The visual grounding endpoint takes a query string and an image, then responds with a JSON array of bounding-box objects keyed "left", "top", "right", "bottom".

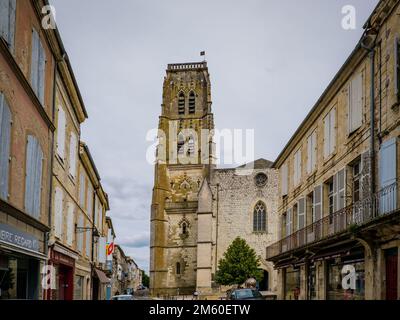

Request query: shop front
[
  {"left": 0, "top": 223, "right": 47, "bottom": 300},
  {"left": 47, "top": 245, "right": 77, "bottom": 300},
  {"left": 284, "top": 266, "right": 301, "bottom": 300},
  {"left": 326, "top": 251, "right": 365, "bottom": 300}
]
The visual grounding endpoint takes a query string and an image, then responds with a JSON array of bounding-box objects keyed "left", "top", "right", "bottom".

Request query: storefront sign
[{"left": 0, "top": 223, "right": 40, "bottom": 252}]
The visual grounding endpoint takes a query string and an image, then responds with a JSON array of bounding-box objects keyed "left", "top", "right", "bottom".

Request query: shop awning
[
  {"left": 95, "top": 268, "right": 110, "bottom": 283},
  {"left": 0, "top": 240, "right": 47, "bottom": 261}
]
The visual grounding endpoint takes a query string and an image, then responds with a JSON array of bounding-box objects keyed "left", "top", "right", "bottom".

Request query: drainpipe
[{"left": 361, "top": 27, "right": 378, "bottom": 214}]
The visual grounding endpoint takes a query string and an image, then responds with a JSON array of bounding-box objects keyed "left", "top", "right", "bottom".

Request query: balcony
[{"left": 266, "top": 181, "right": 399, "bottom": 260}]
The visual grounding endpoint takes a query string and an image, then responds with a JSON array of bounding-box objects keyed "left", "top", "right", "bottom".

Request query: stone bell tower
[{"left": 150, "top": 62, "right": 215, "bottom": 295}]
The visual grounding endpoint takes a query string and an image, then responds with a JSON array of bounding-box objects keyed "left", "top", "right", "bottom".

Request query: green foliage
[
  {"left": 142, "top": 270, "right": 150, "bottom": 287},
  {"left": 215, "top": 237, "right": 263, "bottom": 286}
]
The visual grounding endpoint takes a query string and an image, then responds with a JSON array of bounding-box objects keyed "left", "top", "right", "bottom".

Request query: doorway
[
  {"left": 385, "top": 248, "right": 398, "bottom": 300},
  {"left": 258, "top": 270, "right": 269, "bottom": 291}
]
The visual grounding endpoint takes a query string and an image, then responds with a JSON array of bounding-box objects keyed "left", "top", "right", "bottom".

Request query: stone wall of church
[{"left": 211, "top": 166, "right": 279, "bottom": 292}]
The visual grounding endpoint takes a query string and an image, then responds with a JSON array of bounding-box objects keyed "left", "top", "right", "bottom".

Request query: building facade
[
  {"left": 150, "top": 62, "right": 279, "bottom": 296},
  {"left": 266, "top": 0, "right": 400, "bottom": 300}
]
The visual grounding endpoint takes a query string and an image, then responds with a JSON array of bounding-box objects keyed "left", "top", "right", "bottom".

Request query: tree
[
  {"left": 215, "top": 237, "right": 263, "bottom": 286},
  {"left": 142, "top": 270, "right": 149, "bottom": 287}
]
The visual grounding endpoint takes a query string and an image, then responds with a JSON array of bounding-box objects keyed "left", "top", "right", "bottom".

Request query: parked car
[
  {"left": 227, "top": 288, "right": 265, "bottom": 300},
  {"left": 137, "top": 285, "right": 148, "bottom": 290},
  {"left": 111, "top": 294, "right": 134, "bottom": 300}
]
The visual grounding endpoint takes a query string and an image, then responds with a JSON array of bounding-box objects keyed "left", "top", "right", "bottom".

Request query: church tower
[{"left": 150, "top": 62, "right": 215, "bottom": 295}]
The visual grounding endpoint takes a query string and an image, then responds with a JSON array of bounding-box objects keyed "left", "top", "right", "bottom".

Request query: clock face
[{"left": 255, "top": 173, "right": 268, "bottom": 188}]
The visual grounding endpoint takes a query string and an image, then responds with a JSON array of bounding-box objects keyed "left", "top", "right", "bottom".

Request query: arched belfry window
[
  {"left": 182, "top": 222, "right": 187, "bottom": 235},
  {"left": 176, "top": 262, "right": 181, "bottom": 275},
  {"left": 178, "top": 92, "right": 185, "bottom": 115},
  {"left": 187, "top": 135, "right": 195, "bottom": 156},
  {"left": 188, "top": 91, "right": 195, "bottom": 114},
  {"left": 253, "top": 201, "right": 266, "bottom": 232}
]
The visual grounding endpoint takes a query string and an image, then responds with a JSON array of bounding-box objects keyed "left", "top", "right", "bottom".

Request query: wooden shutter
[
  {"left": 0, "top": 0, "right": 15, "bottom": 49},
  {"left": 313, "top": 185, "right": 322, "bottom": 221},
  {"left": 38, "top": 39, "right": 46, "bottom": 104},
  {"left": 77, "top": 214, "right": 83, "bottom": 252},
  {"left": 330, "top": 108, "right": 336, "bottom": 154},
  {"left": 281, "top": 163, "right": 288, "bottom": 196},
  {"left": 87, "top": 183, "right": 93, "bottom": 218},
  {"left": 380, "top": 138, "right": 397, "bottom": 187},
  {"left": 0, "top": 93, "right": 11, "bottom": 200},
  {"left": 337, "top": 169, "right": 346, "bottom": 209},
  {"left": 80, "top": 172, "right": 85, "bottom": 208},
  {"left": 324, "top": 114, "right": 330, "bottom": 158},
  {"left": 98, "top": 237, "right": 106, "bottom": 263},
  {"left": 349, "top": 73, "right": 363, "bottom": 133},
  {"left": 395, "top": 37, "right": 400, "bottom": 100},
  {"left": 8, "top": 0, "right": 15, "bottom": 50},
  {"left": 66, "top": 203, "right": 74, "bottom": 246},
  {"left": 298, "top": 198, "right": 305, "bottom": 229},
  {"left": 30, "top": 29, "right": 39, "bottom": 95},
  {"left": 25, "top": 135, "right": 42, "bottom": 218},
  {"left": 294, "top": 149, "right": 301, "bottom": 186},
  {"left": 307, "top": 132, "right": 316, "bottom": 174},
  {"left": 69, "top": 133, "right": 77, "bottom": 178},
  {"left": 332, "top": 174, "right": 338, "bottom": 213},
  {"left": 56, "top": 106, "right": 66, "bottom": 159},
  {"left": 286, "top": 208, "right": 292, "bottom": 236},
  {"left": 85, "top": 222, "right": 91, "bottom": 257}
]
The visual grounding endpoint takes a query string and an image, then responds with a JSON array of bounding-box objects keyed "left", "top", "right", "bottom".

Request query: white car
[{"left": 111, "top": 294, "right": 134, "bottom": 300}]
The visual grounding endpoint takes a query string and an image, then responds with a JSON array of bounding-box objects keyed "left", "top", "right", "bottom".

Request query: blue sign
[{"left": 0, "top": 223, "right": 40, "bottom": 252}]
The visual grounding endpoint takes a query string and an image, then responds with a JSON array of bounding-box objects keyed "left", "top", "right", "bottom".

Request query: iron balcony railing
[{"left": 266, "top": 181, "right": 398, "bottom": 259}]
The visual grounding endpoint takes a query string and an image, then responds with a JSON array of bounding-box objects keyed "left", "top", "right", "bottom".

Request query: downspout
[{"left": 361, "top": 27, "right": 378, "bottom": 213}]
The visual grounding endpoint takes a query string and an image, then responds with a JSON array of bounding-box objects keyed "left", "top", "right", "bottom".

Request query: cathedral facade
[{"left": 149, "top": 62, "right": 279, "bottom": 296}]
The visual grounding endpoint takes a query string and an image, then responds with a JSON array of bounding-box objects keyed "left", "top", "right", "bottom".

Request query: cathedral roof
[{"left": 236, "top": 158, "right": 273, "bottom": 169}]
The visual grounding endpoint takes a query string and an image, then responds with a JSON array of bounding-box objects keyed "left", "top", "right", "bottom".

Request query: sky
[{"left": 49, "top": 0, "right": 379, "bottom": 273}]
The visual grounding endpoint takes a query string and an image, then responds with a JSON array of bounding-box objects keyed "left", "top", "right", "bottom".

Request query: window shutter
[
  {"left": 332, "top": 174, "right": 338, "bottom": 213},
  {"left": 87, "top": 183, "right": 93, "bottom": 218},
  {"left": 297, "top": 198, "right": 305, "bottom": 229},
  {"left": 281, "top": 163, "right": 288, "bottom": 196},
  {"left": 77, "top": 215, "right": 83, "bottom": 252},
  {"left": 349, "top": 73, "right": 363, "bottom": 133},
  {"left": 38, "top": 39, "right": 46, "bottom": 104},
  {"left": 0, "top": 1, "right": 8, "bottom": 42},
  {"left": 80, "top": 173, "right": 85, "bottom": 208},
  {"left": 337, "top": 169, "right": 346, "bottom": 209},
  {"left": 286, "top": 208, "right": 292, "bottom": 236},
  {"left": 85, "top": 225, "right": 91, "bottom": 257},
  {"left": 0, "top": 93, "right": 11, "bottom": 200},
  {"left": 54, "top": 187, "right": 63, "bottom": 238},
  {"left": 330, "top": 108, "right": 336, "bottom": 154},
  {"left": 312, "top": 131, "right": 317, "bottom": 170},
  {"left": 30, "top": 29, "right": 39, "bottom": 95},
  {"left": 395, "top": 37, "right": 400, "bottom": 100},
  {"left": 69, "top": 133, "right": 77, "bottom": 178},
  {"left": 32, "top": 140, "right": 43, "bottom": 219},
  {"left": 8, "top": 0, "right": 15, "bottom": 50},
  {"left": 380, "top": 138, "right": 397, "bottom": 188},
  {"left": 56, "top": 106, "right": 66, "bottom": 159},
  {"left": 323, "top": 115, "right": 329, "bottom": 158},
  {"left": 294, "top": 149, "right": 301, "bottom": 186},
  {"left": 307, "top": 132, "right": 316, "bottom": 174},
  {"left": 313, "top": 185, "right": 322, "bottom": 221},
  {"left": 66, "top": 203, "right": 74, "bottom": 246}
]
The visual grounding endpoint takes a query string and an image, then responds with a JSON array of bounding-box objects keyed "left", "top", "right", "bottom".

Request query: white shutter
[
  {"left": 80, "top": 172, "right": 85, "bottom": 208},
  {"left": 56, "top": 106, "right": 66, "bottom": 159},
  {"left": 85, "top": 222, "right": 91, "bottom": 257},
  {"left": 54, "top": 187, "right": 63, "bottom": 238},
  {"left": 281, "top": 163, "right": 288, "bottom": 196},
  {"left": 394, "top": 37, "right": 400, "bottom": 99},
  {"left": 66, "top": 202, "right": 74, "bottom": 246},
  {"left": 286, "top": 208, "right": 292, "bottom": 236},
  {"left": 0, "top": 93, "right": 12, "bottom": 200},
  {"left": 98, "top": 237, "right": 106, "bottom": 263},
  {"left": 313, "top": 185, "right": 323, "bottom": 221},
  {"left": 297, "top": 198, "right": 305, "bottom": 229},
  {"left": 87, "top": 183, "right": 93, "bottom": 218},
  {"left": 77, "top": 214, "right": 83, "bottom": 252},
  {"left": 38, "top": 39, "right": 46, "bottom": 104},
  {"left": 0, "top": 0, "right": 16, "bottom": 49},
  {"left": 330, "top": 108, "right": 336, "bottom": 154},
  {"left": 324, "top": 114, "right": 329, "bottom": 158},
  {"left": 349, "top": 73, "right": 363, "bottom": 133},
  {"left": 69, "top": 133, "right": 77, "bottom": 178},
  {"left": 294, "top": 149, "right": 301, "bottom": 186},
  {"left": 307, "top": 131, "right": 316, "bottom": 174},
  {"left": 30, "top": 29, "right": 39, "bottom": 95},
  {"left": 379, "top": 138, "right": 397, "bottom": 214},
  {"left": 337, "top": 169, "right": 346, "bottom": 210}
]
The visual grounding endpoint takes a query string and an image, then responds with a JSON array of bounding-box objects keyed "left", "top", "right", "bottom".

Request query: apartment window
[
  {"left": 297, "top": 198, "right": 305, "bottom": 230},
  {"left": 69, "top": 133, "right": 77, "bottom": 178},
  {"left": 30, "top": 29, "right": 46, "bottom": 105},
  {"left": 324, "top": 107, "right": 336, "bottom": 158},
  {"left": 56, "top": 106, "right": 66, "bottom": 160},
  {"left": 77, "top": 214, "right": 84, "bottom": 253},
  {"left": 54, "top": 187, "right": 63, "bottom": 238},
  {"left": 307, "top": 131, "right": 317, "bottom": 174},
  {"left": 66, "top": 203, "right": 74, "bottom": 246},
  {"left": 253, "top": 201, "right": 267, "bottom": 232},
  {"left": 24, "top": 135, "right": 43, "bottom": 219},
  {"left": 0, "top": 0, "right": 16, "bottom": 50},
  {"left": 176, "top": 262, "right": 181, "bottom": 275},
  {"left": 286, "top": 208, "right": 292, "bottom": 236},
  {"left": 293, "top": 148, "right": 302, "bottom": 187},
  {"left": 79, "top": 172, "right": 86, "bottom": 209},
  {"left": 178, "top": 92, "right": 185, "bottom": 115},
  {"left": 0, "top": 93, "right": 12, "bottom": 200},
  {"left": 353, "top": 161, "right": 361, "bottom": 203},
  {"left": 348, "top": 72, "right": 363, "bottom": 133},
  {"left": 281, "top": 163, "right": 288, "bottom": 196},
  {"left": 188, "top": 91, "right": 195, "bottom": 114}
]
